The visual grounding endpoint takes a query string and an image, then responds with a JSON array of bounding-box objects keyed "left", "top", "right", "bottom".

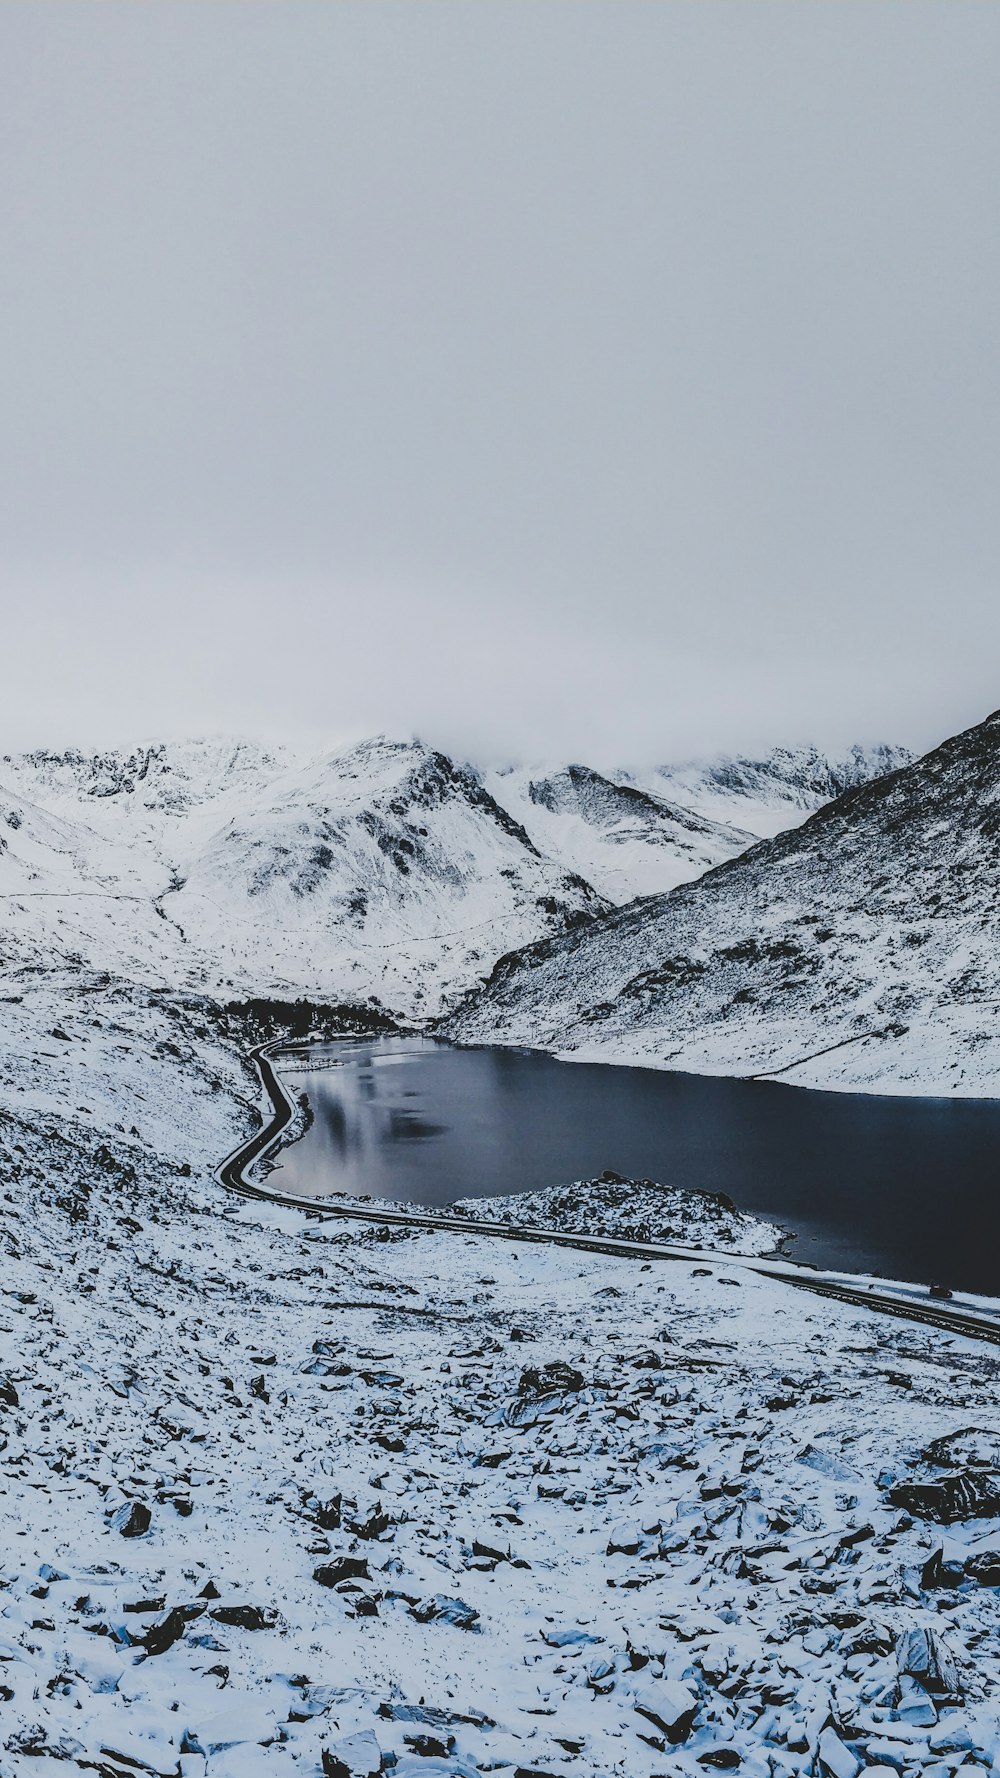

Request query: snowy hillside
[
  {"left": 4, "top": 968, "right": 1000, "bottom": 1775},
  {"left": 0, "top": 739, "right": 610, "bottom": 1012},
  {"left": 485, "top": 762, "right": 757, "bottom": 902},
  {"left": 2, "top": 738, "right": 292, "bottom": 817},
  {"left": 0, "top": 732, "right": 903, "bottom": 1017},
  {"left": 631, "top": 742, "right": 914, "bottom": 841},
  {"left": 170, "top": 738, "right": 609, "bottom": 1017},
  {"left": 446, "top": 712, "right": 1000, "bottom": 1097},
  {"left": 0, "top": 778, "right": 183, "bottom": 981}
]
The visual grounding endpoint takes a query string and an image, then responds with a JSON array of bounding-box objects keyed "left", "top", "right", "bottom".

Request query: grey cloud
[{"left": 1, "top": 2, "right": 998, "bottom": 759}]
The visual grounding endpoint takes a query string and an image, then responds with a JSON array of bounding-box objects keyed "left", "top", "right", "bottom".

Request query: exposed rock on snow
[
  {"left": 445, "top": 710, "right": 1000, "bottom": 1096},
  {"left": 453, "top": 1171, "right": 785, "bottom": 1256},
  {"left": 888, "top": 1470, "right": 1000, "bottom": 1525},
  {"left": 1, "top": 971, "right": 1000, "bottom": 1774}
]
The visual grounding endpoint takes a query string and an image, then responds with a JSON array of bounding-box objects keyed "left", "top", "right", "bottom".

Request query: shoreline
[{"left": 218, "top": 1038, "right": 1000, "bottom": 1349}]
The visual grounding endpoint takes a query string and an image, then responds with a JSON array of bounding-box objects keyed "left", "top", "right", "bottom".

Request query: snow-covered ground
[
  {"left": 3, "top": 969, "right": 1000, "bottom": 1775},
  {"left": 453, "top": 1173, "right": 786, "bottom": 1257}
]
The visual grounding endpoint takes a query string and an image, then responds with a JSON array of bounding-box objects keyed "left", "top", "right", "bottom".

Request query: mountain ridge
[
  {"left": 444, "top": 709, "right": 1000, "bottom": 1096},
  {"left": 0, "top": 728, "right": 914, "bottom": 1023}
]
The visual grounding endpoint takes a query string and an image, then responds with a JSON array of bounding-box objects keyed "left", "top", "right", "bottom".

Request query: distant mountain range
[
  {"left": 0, "top": 733, "right": 907, "bottom": 1017},
  {"left": 447, "top": 712, "right": 1000, "bottom": 1096},
  {"left": 486, "top": 744, "right": 910, "bottom": 901}
]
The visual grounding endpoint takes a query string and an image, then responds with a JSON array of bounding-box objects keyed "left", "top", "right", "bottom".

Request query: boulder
[
  {"left": 209, "top": 1605, "right": 275, "bottom": 1630},
  {"left": 634, "top": 1679, "right": 698, "bottom": 1744},
  {"left": 345, "top": 1509, "right": 392, "bottom": 1541},
  {"left": 313, "top": 1557, "right": 370, "bottom": 1589},
  {"left": 920, "top": 1549, "right": 966, "bottom": 1590},
  {"left": 964, "top": 1550, "right": 1000, "bottom": 1585},
  {"left": 517, "top": 1361, "right": 584, "bottom": 1399},
  {"left": 197, "top": 1700, "right": 277, "bottom": 1754},
  {"left": 796, "top": 1444, "right": 857, "bottom": 1482},
  {"left": 607, "top": 1525, "right": 644, "bottom": 1556},
  {"left": 409, "top": 1594, "right": 480, "bottom": 1630},
  {"left": 140, "top": 1604, "right": 205, "bottom": 1657},
  {"left": 896, "top": 1626, "right": 962, "bottom": 1702},
  {"left": 305, "top": 1491, "right": 343, "bottom": 1530},
  {"left": 816, "top": 1726, "right": 862, "bottom": 1778},
  {"left": 111, "top": 1500, "right": 151, "bottom": 1539},
  {"left": 895, "top": 1674, "right": 938, "bottom": 1726},
  {"left": 888, "top": 1470, "right": 1000, "bottom": 1525},
  {"left": 321, "top": 1730, "right": 382, "bottom": 1777},
  {"left": 404, "top": 1733, "right": 454, "bottom": 1758}
]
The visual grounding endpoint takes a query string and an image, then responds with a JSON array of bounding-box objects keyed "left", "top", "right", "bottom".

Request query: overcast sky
[{"left": 2, "top": 3, "right": 999, "bottom": 765}]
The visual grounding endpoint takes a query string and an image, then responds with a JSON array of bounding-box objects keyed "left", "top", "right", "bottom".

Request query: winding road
[{"left": 215, "top": 1041, "right": 1000, "bottom": 1349}]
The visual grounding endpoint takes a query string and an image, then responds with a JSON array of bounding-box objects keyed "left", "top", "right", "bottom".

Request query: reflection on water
[{"left": 267, "top": 1036, "right": 1000, "bottom": 1291}]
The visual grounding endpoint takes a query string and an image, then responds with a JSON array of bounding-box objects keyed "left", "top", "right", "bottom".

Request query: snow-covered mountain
[
  {"left": 0, "top": 731, "right": 909, "bottom": 1018},
  {"left": 0, "top": 778, "right": 180, "bottom": 980},
  {"left": 3, "top": 737, "right": 291, "bottom": 811},
  {"left": 169, "top": 738, "right": 609, "bottom": 1015},
  {"left": 628, "top": 742, "right": 913, "bottom": 841},
  {"left": 484, "top": 762, "right": 757, "bottom": 902},
  {"left": 446, "top": 712, "right": 1000, "bottom": 1096}
]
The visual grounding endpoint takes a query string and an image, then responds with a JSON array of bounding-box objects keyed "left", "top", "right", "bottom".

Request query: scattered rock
[
  {"left": 409, "top": 1594, "right": 480, "bottom": 1631},
  {"left": 313, "top": 1558, "right": 370, "bottom": 1590},
  {"left": 110, "top": 1500, "right": 151, "bottom": 1539}
]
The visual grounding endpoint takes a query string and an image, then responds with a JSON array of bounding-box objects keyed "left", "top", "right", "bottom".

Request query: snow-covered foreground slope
[
  {"left": 4, "top": 970, "right": 1000, "bottom": 1775},
  {"left": 0, "top": 735, "right": 906, "bottom": 1017},
  {"left": 446, "top": 712, "right": 1000, "bottom": 1097}
]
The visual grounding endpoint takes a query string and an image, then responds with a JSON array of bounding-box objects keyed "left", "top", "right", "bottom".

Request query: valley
[{"left": 3, "top": 717, "right": 1000, "bottom": 1777}]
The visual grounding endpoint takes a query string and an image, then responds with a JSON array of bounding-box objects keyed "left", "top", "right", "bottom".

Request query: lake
[{"left": 265, "top": 1035, "right": 1000, "bottom": 1291}]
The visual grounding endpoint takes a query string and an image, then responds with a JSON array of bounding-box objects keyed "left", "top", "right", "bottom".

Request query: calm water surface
[{"left": 266, "top": 1036, "right": 1000, "bottom": 1291}]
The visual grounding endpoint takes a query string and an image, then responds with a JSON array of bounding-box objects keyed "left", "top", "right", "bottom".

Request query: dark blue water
[{"left": 267, "top": 1036, "right": 1000, "bottom": 1290}]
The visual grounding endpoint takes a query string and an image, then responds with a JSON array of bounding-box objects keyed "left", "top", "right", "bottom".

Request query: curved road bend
[{"left": 215, "top": 1042, "right": 1000, "bottom": 1351}]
